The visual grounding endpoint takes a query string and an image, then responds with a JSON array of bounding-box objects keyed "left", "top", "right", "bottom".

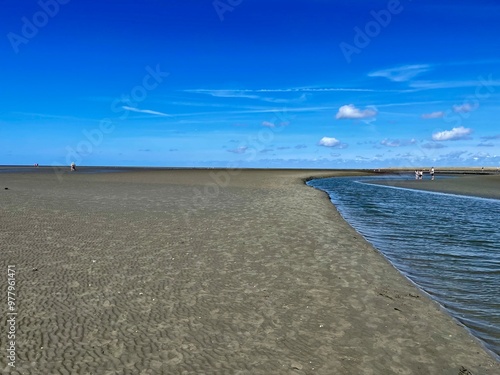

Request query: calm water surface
[{"left": 308, "top": 175, "right": 500, "bottom": 358}]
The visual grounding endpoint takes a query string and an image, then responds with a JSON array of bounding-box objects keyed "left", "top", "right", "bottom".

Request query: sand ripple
[{"left": 1, "top": 170, "right": 498, "bottom": 374}]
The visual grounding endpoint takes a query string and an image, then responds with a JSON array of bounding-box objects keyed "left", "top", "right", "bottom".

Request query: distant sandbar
[{"left": 368, "top": 174, "right": 500, "bottom": 200}]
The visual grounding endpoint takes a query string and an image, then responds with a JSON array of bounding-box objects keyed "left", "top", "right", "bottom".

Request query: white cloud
[
  {"left": 452, "top": 103, "right": 476, "bottom": 113},
  {"left": 421, "top": 111, "right": 445, "bottom": 119},
  {"left": 318, "top": 137, "right": 340, "bottom": 147},
  {"left": 262, "top": 121, "right": 275, "bottom": 128},
  {"left": 432, "top": 126, "right": 472, "bottom": 141},
  {"left": 318, "top": 137, "right": 348, "bottom": 148},
  {"left": 122, "top": 106, "right": 170, "bottom": 117},
  {"left": 368, "top": 64, "right": 431, "bottom": 82},
  {"left": 335, "top": 104, "right": 377, "bottom": 120}
]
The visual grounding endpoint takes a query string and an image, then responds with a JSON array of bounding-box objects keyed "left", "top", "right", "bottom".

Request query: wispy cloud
[
  {"left": 122, "top": 106, "right": 170, "bottom": 117},
  {"left": 481, "top": 134, "right": 500, "bottom": 140},
  {"left": 183, "top": 88, "right": 370, "bottom": 105},
  {"left": 468, "top": 151, "right": 496, "bottom": 161},
  {"left": 259, "top": 148, "right": 274, "bottom": 154},
  {"left": 422, "top": 111, "right": 445, "bottom": 119},
  {"left": 262, "top": 121, "right": 276, "bottom": 128},
  {"left": 380, "top": 138, "right": 417, "bottom": 147},
  {"left": 452, "top": 103, "right": 475, "bottom": 113},
  {"left": 421, "top": 142, "right": 447, "bottom": 149},
  {"left": 192, "top": 90, "right": 261, "bottom": 100},
  {"left": 199, "top": 90, "right": 309, "bottom": 104},
  {"left": 477, "top": 142, "right": 494, "bottom": 147},
  {"left": 432, "top": 126, "right": 472, "bottom": 141},
  {"left": 420, "top": 103, "right": 479, "bottom": 119},
  {"left": 11, "top": 112, "right": 96, "bottom": 122},
  {"left": 369, "top": 64, "right": 431, "bottom": 82},
  {"left": 185, "top": 87, "right": 377, "bottom": 95},
  {"left": 410, "top": 78, "right": 500, "bottom": 90},
  {"left": 164, "top": 106, "right": 337, "bottom": 119},
  {"left": 261, "top": 120, "right": 289, "bottom": 128},
  {"left": 227, "top": 146, "right": 248, "bottom": 154},
  {"left": 375, "top": 100, "right": 445, "bottom": 108},
  {"left": 336, "top": 104, "right": 377, "bottom": 120}
]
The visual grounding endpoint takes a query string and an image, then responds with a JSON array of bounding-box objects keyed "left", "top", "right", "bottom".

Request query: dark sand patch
[
  {"left": 368, "top": 175, "right": 500, "bottom": 200},
  {"left": 1, "top": 169, "right": 498, "bottom": 374}
]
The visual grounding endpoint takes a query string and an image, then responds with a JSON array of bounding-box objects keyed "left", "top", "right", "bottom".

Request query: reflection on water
[{"left": 308, "top": 175, "right": 500, "bottom": 358}]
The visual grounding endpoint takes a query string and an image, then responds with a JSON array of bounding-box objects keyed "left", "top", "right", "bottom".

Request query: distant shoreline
[
  {"left": 1, "top": 165, "right": 499, "bottom": 173},
  {"left": 366, "top": 174, "right": 500, "bottom": 200}
]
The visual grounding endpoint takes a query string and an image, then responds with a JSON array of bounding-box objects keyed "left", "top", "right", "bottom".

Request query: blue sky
[{"left": 1, "top": 0, "right": 500, "bottom": 168}]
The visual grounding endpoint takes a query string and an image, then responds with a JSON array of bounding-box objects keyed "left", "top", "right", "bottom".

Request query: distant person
[
  {"left": 415, "top": 170, "right": 419, "bottom": 180},
  {"left": 419, "top": 170, "right": 423, "bottom": 180},
  {"left": 430, "top": 167, "right": 435, "bottom": 180},
  {"left": 70, "top": 162, "right": 76, "bottom": 171}
]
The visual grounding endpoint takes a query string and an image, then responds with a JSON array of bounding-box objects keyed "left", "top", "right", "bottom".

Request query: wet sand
[
  {"left": 1, "top": 169, "right": 498, "bottom": 374},
  {"left": 369, "top": 174, "right": 500, "bottom": 200}
]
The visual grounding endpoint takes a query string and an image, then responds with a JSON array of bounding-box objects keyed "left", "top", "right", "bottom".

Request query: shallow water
[{"left": 308, "top": 175, "right": 500, "bottom": 358}]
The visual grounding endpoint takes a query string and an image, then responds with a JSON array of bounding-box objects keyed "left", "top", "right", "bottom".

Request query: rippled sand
[{"left": 1, "top": 169, "right": 498, "bottom": 374}]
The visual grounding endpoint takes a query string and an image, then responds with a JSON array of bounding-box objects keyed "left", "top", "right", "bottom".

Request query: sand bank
[
  {"left": 1, "top": 169, "right": 498, "bottom": 374},
  {"left": 368, "top": 174, "right": 500, "bottom": 200}
]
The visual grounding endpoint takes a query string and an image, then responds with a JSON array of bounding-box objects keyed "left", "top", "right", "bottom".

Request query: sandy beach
[
  {"left": 1, "top": 169, "right": 498, "bottom": 374},
  {"left": 368, "top": 174, "right": 500, "bottom": 200}
]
